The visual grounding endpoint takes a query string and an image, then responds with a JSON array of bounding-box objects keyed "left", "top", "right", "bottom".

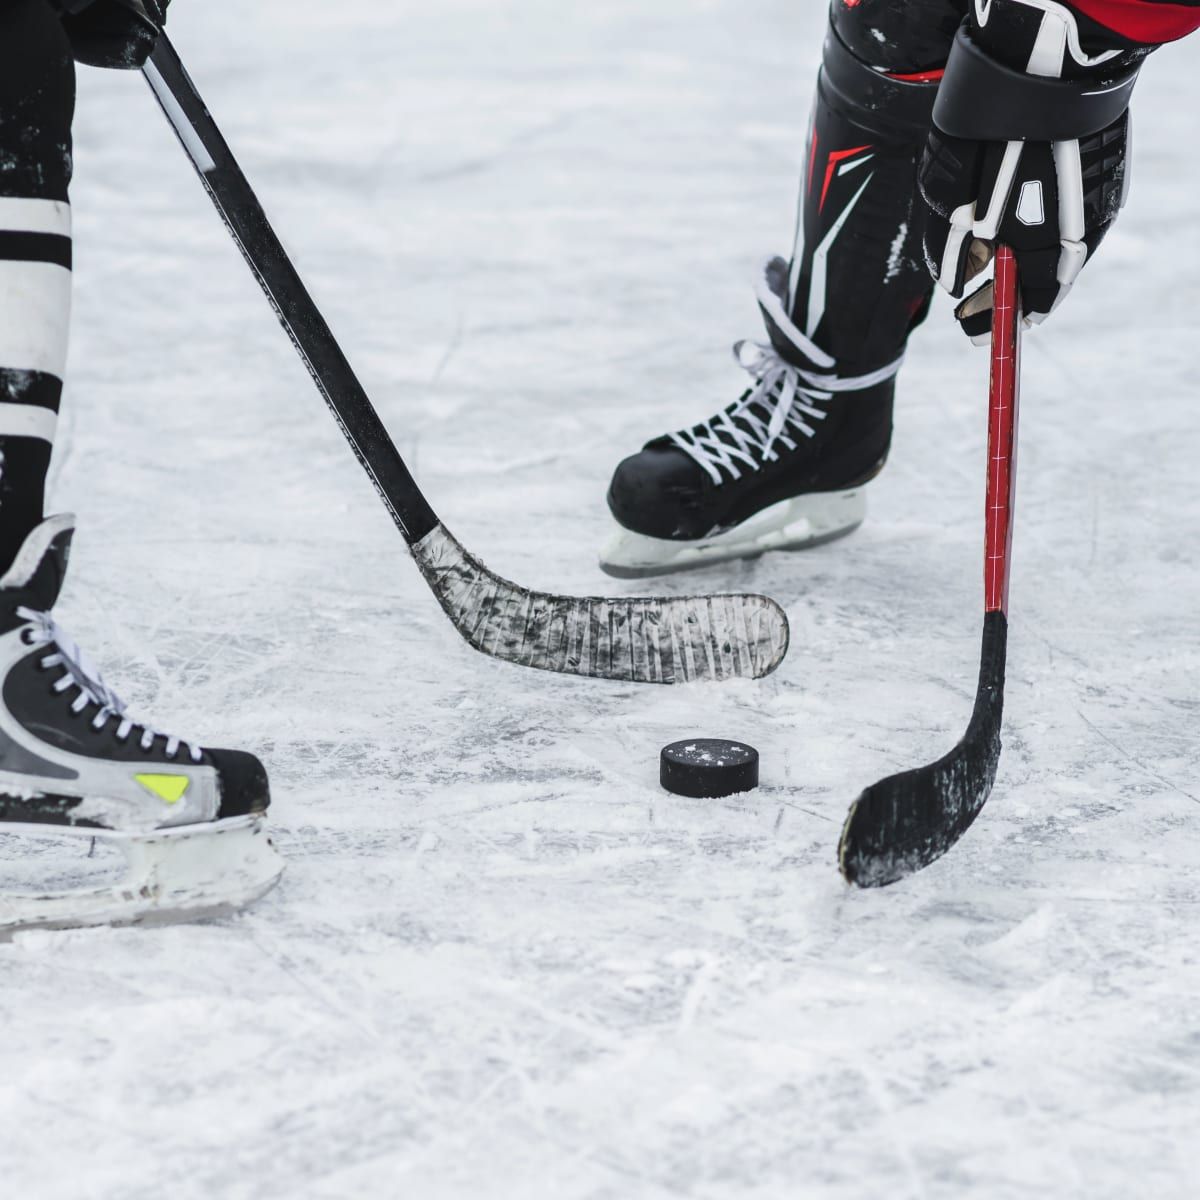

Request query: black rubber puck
[{"left": 660, "top": 738, "right": 760, "bottom": 799}]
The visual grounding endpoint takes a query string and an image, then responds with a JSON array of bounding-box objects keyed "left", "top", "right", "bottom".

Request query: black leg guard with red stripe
[
  {"left": 785, "top": 5, "right": 958, "bottom": 375},
  {"left": 598, "top": 2, "right": 961, "bottom": 577}
]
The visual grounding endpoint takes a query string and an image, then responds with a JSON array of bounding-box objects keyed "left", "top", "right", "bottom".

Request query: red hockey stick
[{"left": 839, "top": 246, "right": 1022, "bottom": 886}]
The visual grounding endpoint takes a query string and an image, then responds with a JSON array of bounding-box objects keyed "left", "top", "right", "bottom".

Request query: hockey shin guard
[{"left": 786, "top": 2, "right": 958, "bottom": 375}]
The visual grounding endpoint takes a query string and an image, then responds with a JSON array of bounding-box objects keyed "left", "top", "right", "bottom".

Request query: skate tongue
[{"left": 0, "top": 514, "right": 75, "bottom": 612}]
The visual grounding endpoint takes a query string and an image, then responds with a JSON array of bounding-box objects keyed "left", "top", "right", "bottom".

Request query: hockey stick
[
  {"left": 141, "top": 36, "right": 789, "bottom": 684},
  {"left": 838, "top": 246, "right": 1021, "bottom": 886}
]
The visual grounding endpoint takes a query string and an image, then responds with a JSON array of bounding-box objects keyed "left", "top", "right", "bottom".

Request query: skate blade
[
  {"left": 0, "top": 815, "right": 283, "bottom": 936},
  {"left": 598, "top": 488, "right": 867, "bottom": 579}
]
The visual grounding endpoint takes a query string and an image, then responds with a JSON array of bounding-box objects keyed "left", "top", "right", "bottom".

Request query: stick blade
[
  {"left": 839, "top": 614, "right": 1007, "bottom": 887},
  {"left": 412, "top": 524, "right": 790, "bottom": 683},
  {"left": 839, "top": 727, "right": 1000, "bottom": 887}
]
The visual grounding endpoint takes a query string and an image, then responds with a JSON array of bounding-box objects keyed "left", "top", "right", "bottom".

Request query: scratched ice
[{"left": 0, "top": 2, "right": 1198, "bottom": 1197}]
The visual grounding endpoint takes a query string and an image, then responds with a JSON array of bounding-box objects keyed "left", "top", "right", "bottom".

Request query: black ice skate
[
  {"left": 601, "top": 258, "right": 902, "bottom": 578},
  {"left": 0, "top": 515, "right": 283, "bottom": 933}
]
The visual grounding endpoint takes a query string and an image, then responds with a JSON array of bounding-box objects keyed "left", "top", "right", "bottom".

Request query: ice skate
[
  {"left": 0, "top": 515, "right": 283, "bottom": 935},
  {"left": 601, "top": 258, "right": 899, "bottom": 579},
  {"left": 602, "top": 20, "right": 944, "bottom": 581}
]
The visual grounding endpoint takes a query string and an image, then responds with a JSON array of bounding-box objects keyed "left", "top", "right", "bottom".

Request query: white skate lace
[
  {"left": 17, "top": 606, "right": 203, "bottom": 762},
  {"left": 670, "top": 341, "right": 904, "bottom": 487}
]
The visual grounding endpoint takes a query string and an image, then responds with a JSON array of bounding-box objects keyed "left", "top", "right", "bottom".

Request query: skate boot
[
  {"left": 0, "top": 514, "right": 283, "bottom": 933},
  {"left": 601, "top": 258, "right": 902, "bottom": 578}
]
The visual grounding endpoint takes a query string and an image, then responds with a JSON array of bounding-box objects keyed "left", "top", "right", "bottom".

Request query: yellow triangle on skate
[{"left": 135, "top": 773, "right": 191, "bottom": 805}]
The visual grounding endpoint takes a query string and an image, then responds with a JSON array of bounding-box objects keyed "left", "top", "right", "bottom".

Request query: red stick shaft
[{"left": 984, "top": 246, "right": 1022, "bottom": 616}]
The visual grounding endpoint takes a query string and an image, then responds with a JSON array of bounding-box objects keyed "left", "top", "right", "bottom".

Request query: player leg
[
  {"left": 600, "top": 0, "right": 964, "bottom": 578},
  {"left": 0, "top": 0, "right": 281, "bottom": 933},
  {"left": 0, "top": 0, "right": 75, "bottom": 569}
]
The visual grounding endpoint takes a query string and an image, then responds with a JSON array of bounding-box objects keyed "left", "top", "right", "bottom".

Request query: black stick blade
[
  {"left": 839, "top": 613, "right": 1007, "bottom": 887},
  {"left": 143, "top": 39, "right": 795, "bottom": 686},
  {"left": 412, "top": 524, "right": 790, "bottom": 683}
]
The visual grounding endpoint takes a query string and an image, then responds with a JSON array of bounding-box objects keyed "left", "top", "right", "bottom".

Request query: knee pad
[
  {"left": 819, "top": 18, "right": 944, "bottom": 143},
  {"left": 830, "top": 0, "right": 966, "bottom": 75}
]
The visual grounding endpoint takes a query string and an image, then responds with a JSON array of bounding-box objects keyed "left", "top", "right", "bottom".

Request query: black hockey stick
[
  {"left": 839, "top": 246, "right": 1021, "bottom": 885},
  {"left": 141, "top": 36, "right": 789, "bottom": 684}
]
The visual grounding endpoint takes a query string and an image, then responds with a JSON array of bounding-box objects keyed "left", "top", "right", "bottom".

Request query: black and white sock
[
  {"left": 0, "top": 0, "right": 76, "bottom": 575},
  {"left": 0, "top": 197, "right": 71, "bottom": 573}
]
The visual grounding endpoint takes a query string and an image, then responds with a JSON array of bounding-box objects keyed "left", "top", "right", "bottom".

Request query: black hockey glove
[
  {"left": 919, "top": 8, "right": 1139, "bottom": 340},
  {"left": 57, "top": 0, "right": 169, "bottom": 70}
]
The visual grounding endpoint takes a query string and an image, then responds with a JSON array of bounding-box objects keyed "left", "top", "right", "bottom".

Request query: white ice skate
[{"left": 0, "top": 515, "right": 283, "bottom": 935}]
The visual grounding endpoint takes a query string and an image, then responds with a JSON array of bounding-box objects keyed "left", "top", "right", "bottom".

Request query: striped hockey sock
[
  {"left": 0, "top": 196, "right": 70, "bottom": 574},
  {"left": 0, "top": 0, "right": 76, "bottom": 575}
]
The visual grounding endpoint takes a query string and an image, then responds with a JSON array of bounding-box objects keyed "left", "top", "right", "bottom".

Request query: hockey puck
[{"left": 660, "top": 739, "right": 759, "bottom": 799}]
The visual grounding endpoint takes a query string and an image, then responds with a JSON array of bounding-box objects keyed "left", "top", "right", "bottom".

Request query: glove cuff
[{"left": 932, "top": 25, "right": 1138, "bottom": 141}]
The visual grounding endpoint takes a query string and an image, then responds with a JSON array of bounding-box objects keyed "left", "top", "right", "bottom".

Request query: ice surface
[{"left": 1, "top": 1, "right": 1199, "bottom": 1196}]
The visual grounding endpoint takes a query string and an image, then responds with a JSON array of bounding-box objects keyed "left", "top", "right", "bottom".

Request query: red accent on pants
[{"left": 1068, "top": 0, "right": 1200, "bottom": 44}]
